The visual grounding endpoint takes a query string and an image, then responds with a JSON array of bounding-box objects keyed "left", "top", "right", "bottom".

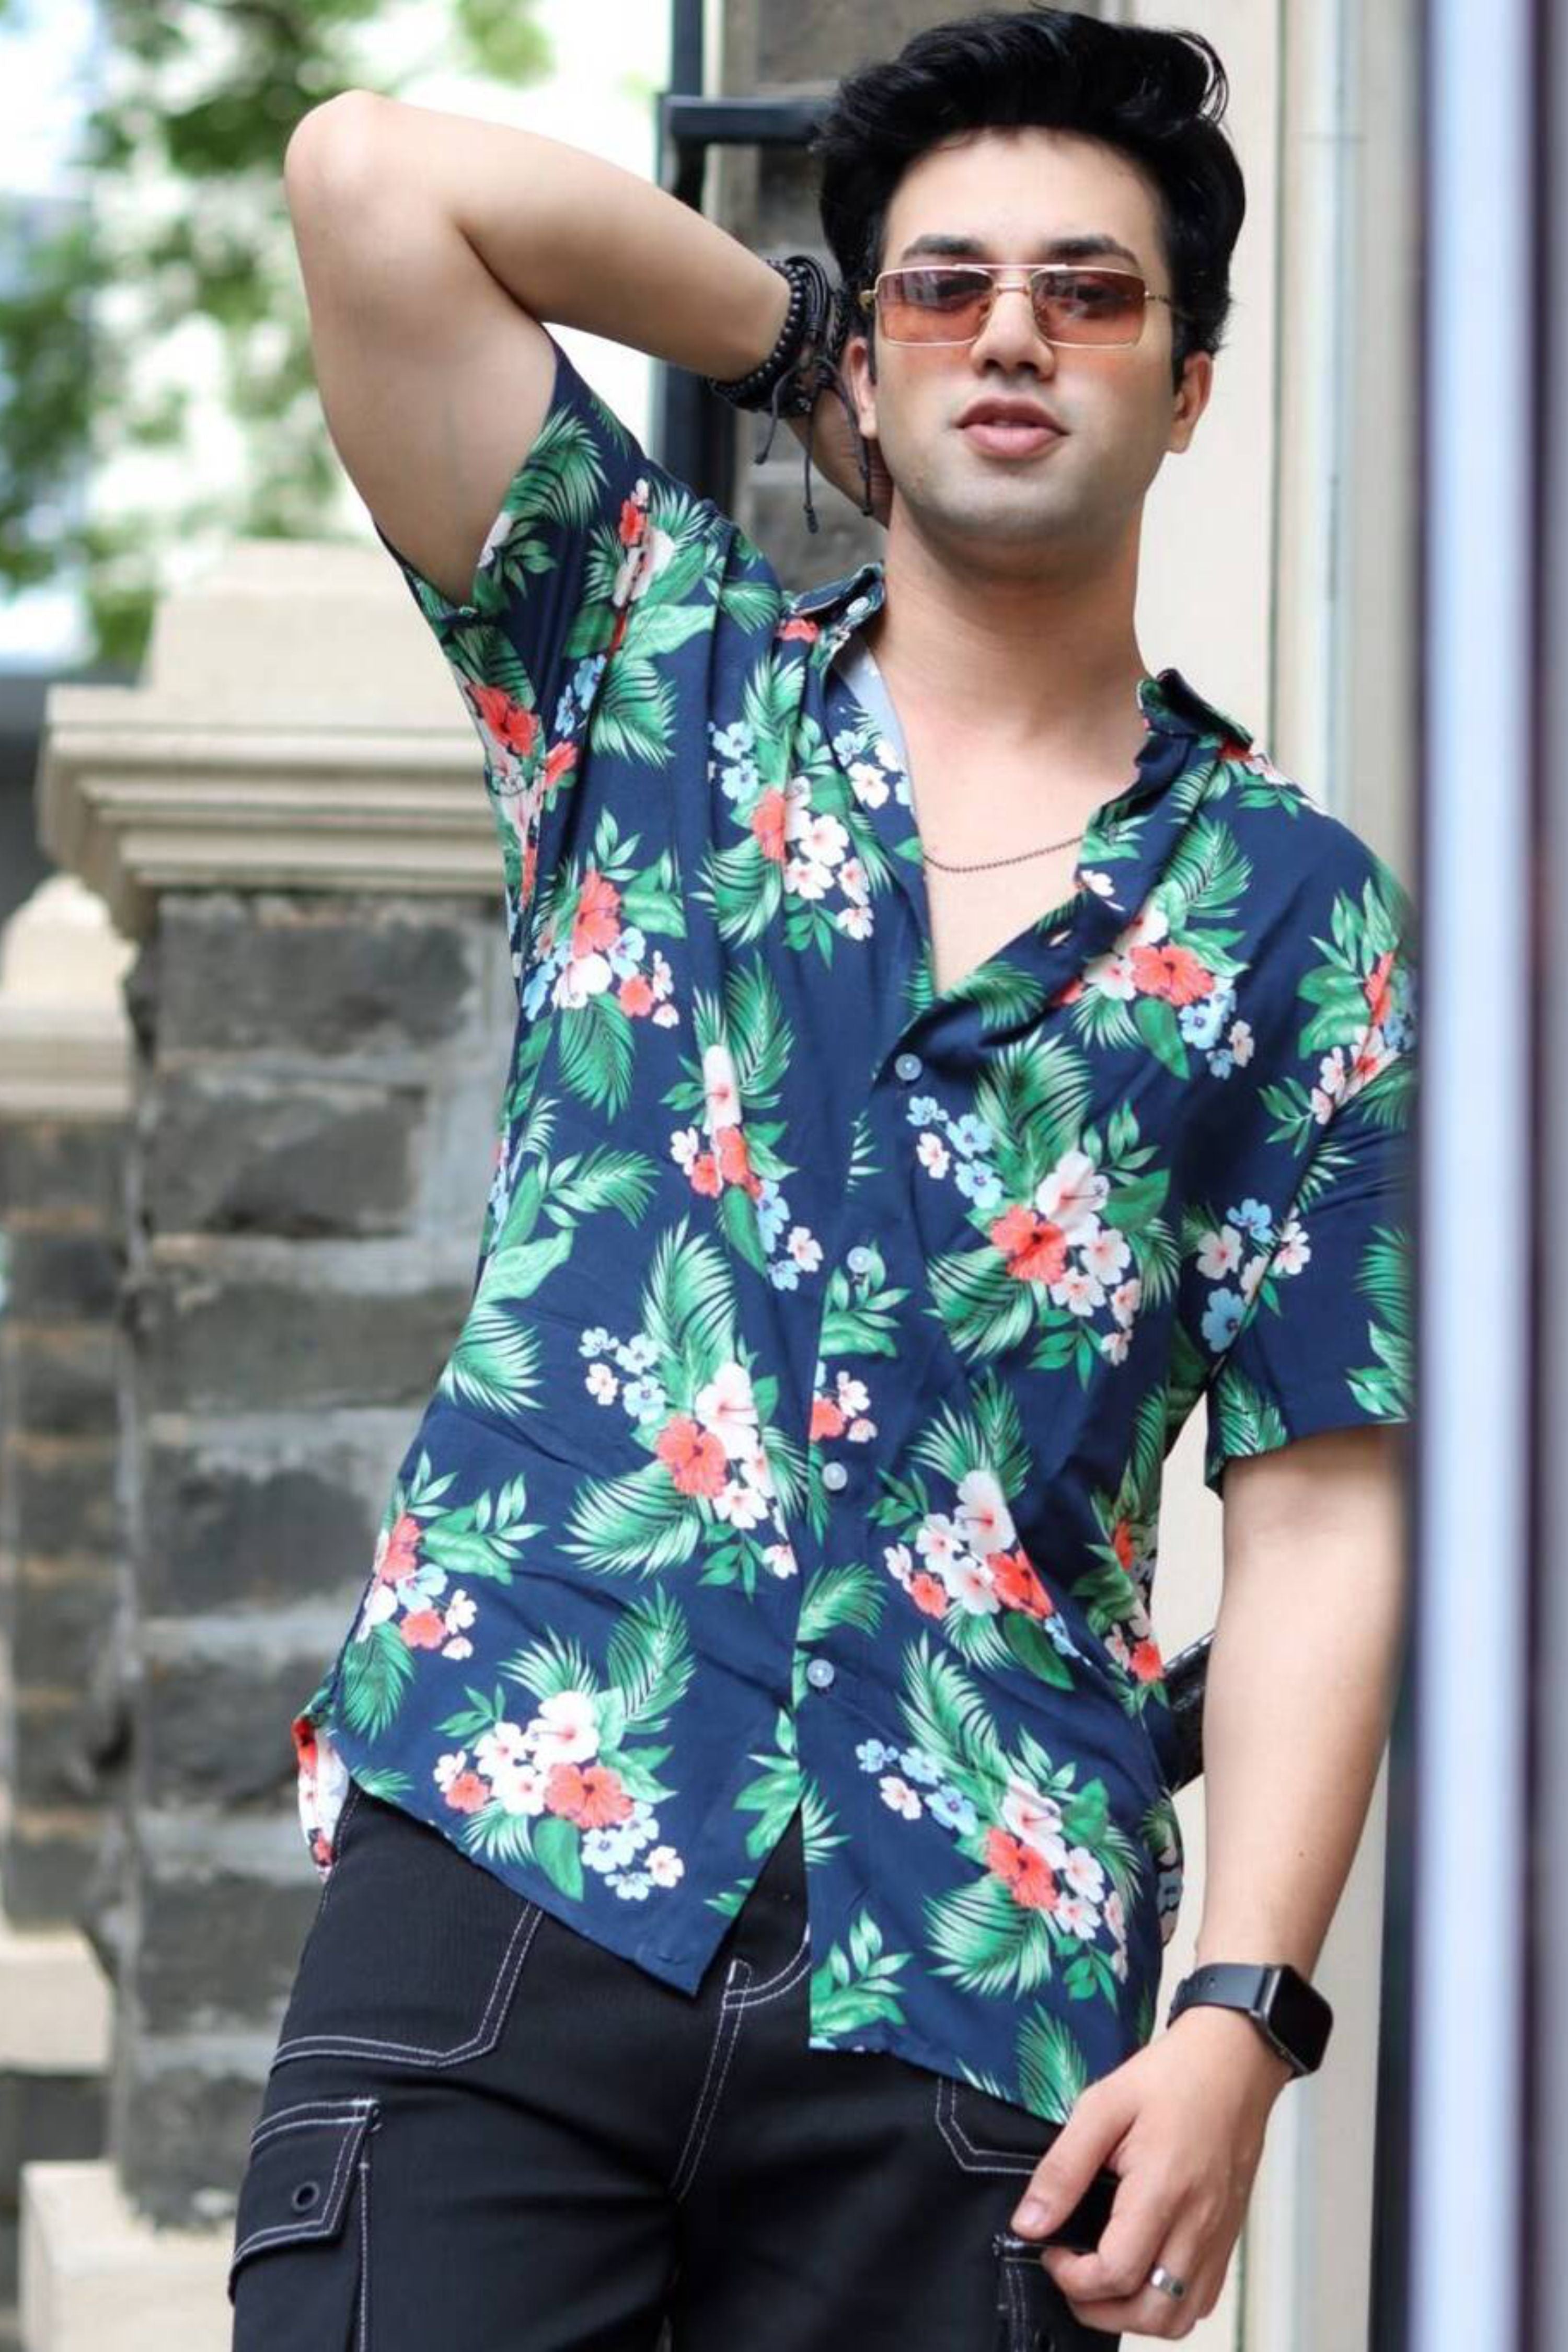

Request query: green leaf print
[
  {"left": 532, "top": 1813, "right": 586, "bottom": 1901},
  {"left": 808, "top": 1908, "right": 910, "bottom": 2040},
  {"left": 1348, "top": 1225, "right": 1413, "bottom": 1417},
  {"left": 1205, "top": 1362, "right": 1290, "bottom": 1473},
  {"left": 437, "top": 1301, "right": 545, "bottom": 1423},
  {"left": 591, "top": 655, "right": 677, "bottom": 767},
  {"left": 339, "top": 1621, "right": 415, "bottom": 1738},
  {"left": 1017, "top": 2008, "right": 1091, "bottom": 2124},
  {"left": 1001, "top": 1613, "right": 1075, "bottom": 1689},
  {"left": 1131, "top": 992, "right": 1189, "bottom": 1077},
  {"left": 797, "top": 1564, "right": 885, "bottom": 1646},
  {"left": 605, "top": 1586, "right": 697, "bottom": 1731}
]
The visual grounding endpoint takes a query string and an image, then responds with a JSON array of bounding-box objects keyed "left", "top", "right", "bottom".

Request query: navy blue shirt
[{"left": 292, "top": 330, "right": 1417, "bottom": 2119}]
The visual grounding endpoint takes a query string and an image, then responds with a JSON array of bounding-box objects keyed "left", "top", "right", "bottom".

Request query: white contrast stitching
[
  {"left": 250, "top": 2096, "right": 379, "bottom": 2152},
  {"left": 230, "top": 2107, "right": 369, "bottom": 2266},
  {"left": 669, "top": 1955, "right": 752, "bottom": 2199},
  {"left": 356, "top": 2151, "right": 370, "bottom": 2352},
  {"left": 271, "top": 1898, "right": 542, "bottom": 2068},
  {"left": 722, "top": 1926, "right": 811, "bottom": 2010},
  {"left": 932, "top": 2074, "right": 1040, "bottom": 2174}
]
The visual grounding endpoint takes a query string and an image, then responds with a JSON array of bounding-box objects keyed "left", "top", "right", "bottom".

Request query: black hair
[{"left": 813, "top": 7, "right": 1246, "bottom": 392}]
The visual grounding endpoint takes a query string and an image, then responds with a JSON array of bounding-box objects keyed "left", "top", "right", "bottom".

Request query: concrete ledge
[
  {"left": 0, "top": 1919, "right": 110, "bottom": 2076},
  {"left": 20, "top": 2164, "right": 228, "bottom": 2352}
]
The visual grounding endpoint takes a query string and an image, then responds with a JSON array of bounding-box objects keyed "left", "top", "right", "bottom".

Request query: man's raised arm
[{"left": 282, "top": 92, "right": 791, "bottom": 608}]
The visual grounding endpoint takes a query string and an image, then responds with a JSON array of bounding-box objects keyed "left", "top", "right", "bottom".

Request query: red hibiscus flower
[
  {"left": 714, "top": 1125, "right": 753, "bottom": 1189},
  {"left": 779, "top": 616, "right": 820, "bottom": 641},
  {"left": 546, "top": 1761, "right": 635, "bottom": 1829},
  {"left": 688, "top": 1151, "right": 721, "bottom": 1197},
  {"left": 376, "top": 1512, "right": 422, "bottom": 1584},
  {"left": 1128, "top": 941, "right": 1215, "bottom": 1006},
  {"left": 1111, "top": 1517, "right": 1136, "bottom": 1571},
  {"left": 1129, "top": 1639, "right": 1165, "bottom": 1683},
  {"left": 990, "top": 1549, "right": 1053, "bottom": 1618},
  {"left": 1054, "top": 976, "right": 1086, "bottom": 1008},
  {"left": 811, "top": 1396, "right": 846, "bottom": 1441},
  {"left": 543, "top": 740, "right": 578, "bottom": 795},
  {"left": 470, "top": 683, "right": 540, "bottom": 761},
  {"left": 910, "top": 1571, "right": 949, "bottom": 1619},
  {"left": 1363, "top": 949, "right": 1396, "bottom": 1029},
  {"left": 654, "top": 1415, "right": 729, "bottom": 1498},
  {"left": 987, "top": 1205, "right": 1070, "bottom": 1285},
  {"left": 618, "top": 496, "right": 648, "bottom": 548},
  {"left": 617, "top": 974, "right": 654, "bottom": 1017},
  {"left": 751, "top": 788, "right": 788, "bottom": 863},
  {"left": 444, "top": 1772, "right": 488, "bottom": 1814},
  {"left": 571, "top": 869, "right": 622, "bottom": 959},
  {"left": 985, "top": 1828, "right": 1059, "bottom": 1910},
  {"left": 399, "top": 1609, "right": 447, "bottom": 1651}
]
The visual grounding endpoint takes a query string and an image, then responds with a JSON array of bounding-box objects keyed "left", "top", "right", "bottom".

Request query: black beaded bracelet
[{"left": 705, "top": 258, "right": 871, "bottom": 534}]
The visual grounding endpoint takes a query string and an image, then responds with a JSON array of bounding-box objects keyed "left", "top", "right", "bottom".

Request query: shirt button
[
  {"left": 805, "top": 1657, "right": 836, "bottom": 1690},
  {"left": 893, "top": 1051, "right": 923, "bottom": 1082},
  {"left": 822, "top": 1460, "right": 849, "bottom": 1492},
  {"left": 846, "top": 1244, "right": 874, "bottom": 1275}
]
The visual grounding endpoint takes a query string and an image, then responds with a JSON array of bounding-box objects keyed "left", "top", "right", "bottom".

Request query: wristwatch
[{"left": 1165, "top": 1962, "right": 1333, "bottom": 2078}]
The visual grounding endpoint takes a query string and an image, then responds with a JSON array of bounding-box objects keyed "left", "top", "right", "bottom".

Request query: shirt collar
[{"left": 790, "top": 558, "right": 1255, "bottom": 755}]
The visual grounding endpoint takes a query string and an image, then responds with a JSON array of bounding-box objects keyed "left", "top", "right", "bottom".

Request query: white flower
[
  {"left": 647, "top": 1846, "right": 685, "bottom": 1887},
  {"left": 880, "top": 1774, "right": 923, "bottom": 1820},
  {"left": 586, "top": 1361, "right": 619, "bottom": 1404},
  {"left": 554, "top": 950, "right": 615, "bottom": 1008},
  {"left": 702, "top": 1042, "right": 742, "bottom": 1133},
  {"left": 916, "top": 1131, "right": 950, "bottom": 1178},
  {"left": 1001, "top": 1780, "right": 1067, "bottom": 1861},
  {"left": 1082, "top": 949, "right": 1138, "bottom": 1000},
  {"left": 694, "top": 1359, "right": 759, "bottom": 1459},
  {"left": 1056, "top": 1894, "right": 1101, "bottom": 1941},
  {"left": 1050, "top": 1266, "right": 1107, "bottom": 1318},
  {"left": 787, "top": 1226, "right": 822, "bottom": 1270},
  {"left": 444, "top": 1590, "right": 477, "bottom": 1633},
  {"left": 1196, "top": 1224, "right": 1245, "bottom": 1281},
  {"left": 954, "top": 1467, "right": 1016, "bottom": 1557},
  {"left": 1034, "top": 1149, "right": 1109, "bottom": 1236},
  {"left": 529, "top": 1690, "right": 599, "bottom": 1766},
  {"left": 1271, "top": 1216, "right": 1311, "bottom": 1276},
  {"left": 434, "top": 1749, "right": 469, "bottom": 1793},
  {"left": 947, "top": 1554, "right": 1001, "bottom": 1615},
  {"left": 1063, "top": 1847, "right": 1106, "bottom": 1900},
  {"left": 1082, "top": 1226, "right": 1132, "bottom": 1283}
]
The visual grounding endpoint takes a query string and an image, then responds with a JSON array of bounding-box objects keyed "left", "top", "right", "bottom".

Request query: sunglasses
[{"left": 857, "top": 264, "right": 1185, "bottom": 348}]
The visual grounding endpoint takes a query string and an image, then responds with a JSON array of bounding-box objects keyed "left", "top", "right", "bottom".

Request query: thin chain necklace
[{"left": 921, "top": 825, "right": 1085, "bottom": 874}]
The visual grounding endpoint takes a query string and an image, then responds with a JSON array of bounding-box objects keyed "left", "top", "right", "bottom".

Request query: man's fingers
[{"left": 1009, "top": 2085, "right": 1127, "bottom": 2236}]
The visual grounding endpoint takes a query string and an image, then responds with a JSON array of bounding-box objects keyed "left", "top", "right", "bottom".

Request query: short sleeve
[
  {"left": 1198, "top": 845, "right": 1419, "bottom": 1496},
  {"left": 371, "top": 329, "right": 737, "bottom": 979}
]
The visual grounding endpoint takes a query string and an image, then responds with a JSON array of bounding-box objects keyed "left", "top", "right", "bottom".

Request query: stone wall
[{"left": 112, "top": 885, "right": 513, "bottom": 2222}]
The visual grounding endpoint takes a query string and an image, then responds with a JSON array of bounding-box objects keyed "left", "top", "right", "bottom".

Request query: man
[{"left": 230, "top": 8, "right": 1416, "bottom": 2346}]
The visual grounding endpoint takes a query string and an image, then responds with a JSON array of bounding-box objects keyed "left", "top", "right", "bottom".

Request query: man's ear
[{"left": 841, "top": 330, "right": 880, "bottom": 442}]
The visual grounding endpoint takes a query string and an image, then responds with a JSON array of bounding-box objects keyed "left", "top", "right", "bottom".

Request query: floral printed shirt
[{"left": 292, "top": 329, "right": 1418, "bottom": 2123}]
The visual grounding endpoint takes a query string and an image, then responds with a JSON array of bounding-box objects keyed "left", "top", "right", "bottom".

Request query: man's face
[{"left": 842, "top": 124, "right": 1213, "bottom": 569}]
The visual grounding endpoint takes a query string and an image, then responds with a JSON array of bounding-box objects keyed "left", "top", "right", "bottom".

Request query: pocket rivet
[{"left": 291, "top": 2180, "right": 322, "bottom": 2212}]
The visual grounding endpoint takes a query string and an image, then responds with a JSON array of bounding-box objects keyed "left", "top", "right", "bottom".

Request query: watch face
[{"left": 1267, "top": 1967, "right": 1331, "bottom": 2070}]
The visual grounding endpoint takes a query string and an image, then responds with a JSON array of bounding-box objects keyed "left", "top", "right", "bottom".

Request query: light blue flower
[
  {"left": 580, "top": 1326, "right": 614, "bottom": 1357},
  {"left": 1207, "top": 1048, "right": 1235, "bottom": 1080},
  {"left": 768, "top": 1258, "right": 802, "bottom": 1292},
  {"left": 1178, "top": 993, "right": 1227, "bottom": 1050},
  {"left": 907, "top": 1095, "right": 941, "bottom": 1126},
  {"left": 622, "top": 1376, "right": 666, "bottom": 1421},
  {"left": 928, "top": 1786, "right": 977, "bottom": 1835},
  {"left": 954, "top": 1159, "right": 1003, "bottom": 1209},
  {"left": 1202, "top": 1286, "right": 1248, "bottom": 1353},
  {"left": 521, "top": 962, "right": 554, "bottom": 1022},
  {"left": 620, "top": 1332, "right": 660, "bottom": 1373},
  {"left": 552, "top": 684, "right": 577, "bottom": 737},
  {"left": 1226, "top": 1197, "right": 1273, "bottom": 1243},
  {"left": 898, "top": 1746, "right": 943, "bottom": 1786},
  {"left": 857, "top": 1738, "right": 897, "bottom": 1774},
  {"left": 609, "top": 926, "right": 647, "bottom": 977},
  {"left": 710, "top": 719, "right": 754, "bottom": 763},
  {"left": 612, "top": 1873, "right": 652, "bottom": 1901},
  {"left": 950, "top": 1113, "right": 994, "bottom": 1159},
  {"left": 573, "top": 655, "right": 606, "bottom": 703}
]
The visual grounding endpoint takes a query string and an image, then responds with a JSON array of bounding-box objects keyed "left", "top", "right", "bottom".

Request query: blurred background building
[{"left": 0, "top": 2, "right": 1428, "bottom": 2349}]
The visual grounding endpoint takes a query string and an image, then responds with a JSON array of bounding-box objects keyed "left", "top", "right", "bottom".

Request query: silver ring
[{"left": 1147, "top": 2262, "right": 1188, "bottom": 2301}]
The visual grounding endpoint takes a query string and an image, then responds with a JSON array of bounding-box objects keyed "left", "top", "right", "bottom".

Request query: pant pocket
[
  {"left": 991, "top": 2236, "right": 1119, "bottom": 2352},
  {"left": 271, "top": 1791, "right": 544, "bottom": 2071},
  {"left": 228, "top": 2095, "right": 377, "bottom": 2348}
]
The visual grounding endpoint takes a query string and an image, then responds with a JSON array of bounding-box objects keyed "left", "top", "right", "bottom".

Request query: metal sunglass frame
[{"left": 856, "top": 262, "right": 1187, "bottom": 348}]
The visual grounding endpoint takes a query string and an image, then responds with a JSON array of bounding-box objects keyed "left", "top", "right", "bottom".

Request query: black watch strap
[{"left": 1167, "top": 1961, "right": 1332, "bottom": 2077}]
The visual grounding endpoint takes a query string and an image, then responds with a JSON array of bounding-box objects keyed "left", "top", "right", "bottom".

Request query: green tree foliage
[{"left": 0, "top": 0, "right": 551, "bottom": 673}]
